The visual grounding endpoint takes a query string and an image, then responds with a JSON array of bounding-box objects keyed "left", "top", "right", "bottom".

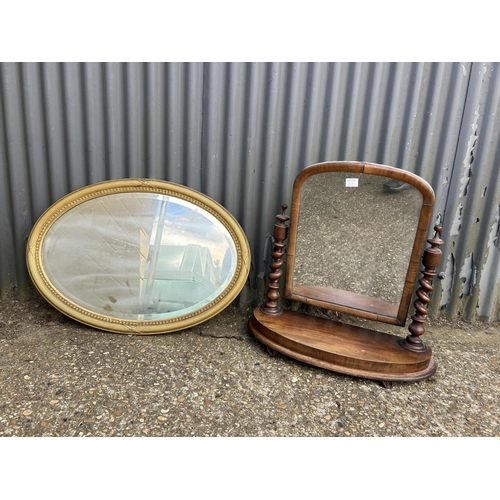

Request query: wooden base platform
[{"left": 249, "top": 308, "right": 436, "bottom": 384}]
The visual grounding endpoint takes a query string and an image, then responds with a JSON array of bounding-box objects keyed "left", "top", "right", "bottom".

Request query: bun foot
[
  {"left": 266, "top": 346, "right": 278, "bottom": 357},
  {"left": 380, "top": 380, "right": 394, "bottom": 389}
]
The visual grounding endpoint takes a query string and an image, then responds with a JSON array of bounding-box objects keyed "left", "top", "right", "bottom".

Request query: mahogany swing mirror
[
  {"left": 27, "top": 179, "right": 250, "bottom": 334},
  {"left": 249, "top": 161, "right": 443, "bottom": 387}
]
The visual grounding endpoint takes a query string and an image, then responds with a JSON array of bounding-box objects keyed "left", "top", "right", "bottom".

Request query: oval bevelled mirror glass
[
  {"left": 284, "top": 162, "right": 434, "bottom": 325},
  {"left": 27, "top": 179, "right": 250, "bottom": 334}
]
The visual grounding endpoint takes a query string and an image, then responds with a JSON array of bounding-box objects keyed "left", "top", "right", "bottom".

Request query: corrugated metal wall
[
  {"left": 434, "top": 62, "right": 500, "bottom": 321},
  {"left": 1, "top": 62, "right": 499, "bottom": 321}
]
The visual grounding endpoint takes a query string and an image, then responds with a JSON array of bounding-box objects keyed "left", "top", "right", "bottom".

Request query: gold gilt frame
[{"left": 26, "top": 179, "right": 251, "bottom": 335}]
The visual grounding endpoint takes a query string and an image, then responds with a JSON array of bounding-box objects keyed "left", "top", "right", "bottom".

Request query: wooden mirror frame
[
  {"left": 284, "top": 161, "right": 435, "bottom": 326},
  {"left": 249, "top": 161, "right": 443, "bottom": 387},
  {"left": 27, "top": 179, "right": 251, "bottom": 335}
]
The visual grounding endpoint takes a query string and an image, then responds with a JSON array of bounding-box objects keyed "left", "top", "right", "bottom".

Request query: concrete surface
[{"left": 0, "top": 291, "right": 499, "bottom": 437}]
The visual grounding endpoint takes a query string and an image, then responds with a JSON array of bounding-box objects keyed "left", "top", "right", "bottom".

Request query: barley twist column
[
  {"left": 260, "top": 204, "right": 289, "bottom": 315},
  {"left": 400, "top": 224, "right": 443, "bottom": 352}
]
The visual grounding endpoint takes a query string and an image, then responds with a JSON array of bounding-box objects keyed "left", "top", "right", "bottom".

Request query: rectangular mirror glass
[{"left": 284, "top": 163, "right": 434, "bottom": 325}]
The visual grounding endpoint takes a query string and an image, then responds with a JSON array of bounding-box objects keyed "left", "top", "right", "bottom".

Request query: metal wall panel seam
[
  {"left": 423, "top": 63, "right": 473, "bottom": 313},
  {"left": 201, "top": 62, "right": 227, "bottom": 202},
  {"left": 248, "top": 62, "right": 288, "bottom": 290},
  {"left": 448, "top": 63, "right": 487, "bottom": 318},
  {"left": 239, "top": 63, "right": 269, "bottom": 262},
  {"left": 145, "top": 62, "right": 166, "bottom": 180},
  {"left": 184, "top": 62, "right": 204, "bottom": 190},
  {"left": 382, "top": 61, "right": 412, "bottom": 167},
  {"left": 125, "top": 63, "right": 146, "bottom": 178},
  {"left": 322, "top": 62, "right": 344, "bottom": 160},
  {"left": 303, "top": 62, "right": 329, "bottom": 166},
  {"left": 105, "top": 62, "right": 128, "bottom": 180},
  {"left": 468, "top": 63, "right": 500, "bottom": 320},
  {"left": 60, "top": 63, "right": 85, "bottom": 191},
  {"left": 434, "top": 62, "right": 499, "bottom": 320},
  {"left": 21, "top": 63, "right": 52, "bottom": 217},
  {"left": 165, "top": 62, "right": 185, "bottom": 185},
  {"left": 222, "top": 62, "right": 247, "bottom": 218},
  {"left": 0, "top": 63, "right": 18, "bottom": 292},
  {"left": 362, "top": 62, "right": 390, "bottom": 162},
  {"left": 42, "top": 63, "right": 70, "bottom": 199},
  {"left": 0, "top": 62, "right": 33, "bottom": 290},
  {"left": 83, "top": 62, "right": 108, "bottom": 185},
  {"left": 426, "top": 63, "right": 472, "bottom": 220}
]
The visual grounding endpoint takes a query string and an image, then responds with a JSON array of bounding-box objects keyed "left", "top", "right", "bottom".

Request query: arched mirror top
[
  {"left": 284, "top": 161, "right": 435, "bottom": 325},
  {"left": 27, "top": 179, "right": 251, "bottom": 334},
  {"left": 291, "top": 161, "right": 435, "bottom": 206}
]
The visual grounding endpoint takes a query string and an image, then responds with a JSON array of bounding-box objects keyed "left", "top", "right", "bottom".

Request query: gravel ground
[{"left": 0, "top": 290, "right": 499, "bottom": 438}]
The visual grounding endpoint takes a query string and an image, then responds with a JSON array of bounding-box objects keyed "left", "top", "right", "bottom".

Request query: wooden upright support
[
  {"left": 259, "top": 204, "right": 289, "bottom": 315},
  {"left": 400, "top": 224, "right": 443, "bottom": 352}
]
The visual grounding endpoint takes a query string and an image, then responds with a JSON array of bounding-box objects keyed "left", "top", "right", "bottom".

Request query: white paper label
[{"left": 345, "top": 178, "right": 359, "bottom": 187}]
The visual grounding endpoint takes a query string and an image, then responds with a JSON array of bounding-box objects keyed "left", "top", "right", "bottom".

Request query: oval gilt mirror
[{"left": 27, "top": 179, "right": 250, "bottom": 334}]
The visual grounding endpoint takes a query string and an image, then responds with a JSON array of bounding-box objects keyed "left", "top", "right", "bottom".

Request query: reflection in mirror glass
[
  {"left": 42, "top": 193, "right": 237, "bottom": 320},
  {"left": 292, "top": 172, "right": 423, "bottom": 306}
]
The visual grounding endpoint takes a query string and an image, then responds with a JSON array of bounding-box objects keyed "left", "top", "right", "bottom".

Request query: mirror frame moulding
[
  {"left": 26, "top": 178, "right": 251, "bottom": 335},
  {"left": 284, "top": 161, "right": 435, "bottom": 326}
]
